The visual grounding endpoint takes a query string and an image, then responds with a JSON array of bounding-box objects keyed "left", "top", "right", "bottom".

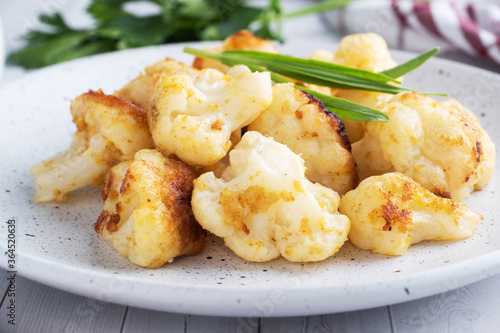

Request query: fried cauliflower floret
[
  {"left": 193, "top": 29, "right": 278, "bottom": 72},
  {"left": 30, "top": 90, "right": 154, "bottom": 202},
  {"left": 248, "top": 83, "right": 357, "bottom": 195},
  {"left": 191, "top": 131, "right": 350, "bottom": 263},
  {"left": 309, "top": 33, "right": 399, "bottom": 142},
  {"left": 339, "top": 172, "right": 482, "bottom": 256},
  {"left": 192, "top": 129, "right": 243, "bottom": 177},
  {"left": 149, "top": 65, "right": 273, "bottom": 166},
  {"left": 115, "top": 58, "right": 199, "bottom": 110},
  {"left": 94, "top": 149, "right": 205, "bottom": 268},
  {"left": 333, "top": 33, "right": 398, "bottom": 72},
  {"left": 352, "top": 92, "right": 496, "bottom": 201}
]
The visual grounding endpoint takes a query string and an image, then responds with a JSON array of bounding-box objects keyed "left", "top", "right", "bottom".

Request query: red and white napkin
[{"left": 324, "top": 0, "right": 500, "bottom": 65}]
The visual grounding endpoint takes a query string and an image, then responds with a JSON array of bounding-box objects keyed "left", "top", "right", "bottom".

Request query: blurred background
[{"left": 1, "top": 0, "right": 499, "bottom": 85}]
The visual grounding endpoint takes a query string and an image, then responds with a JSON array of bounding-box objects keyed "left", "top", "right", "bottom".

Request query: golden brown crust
[
  {"left": 299, "top": 89, "right": 352, "bottom": 152},
  {"left": 76, "top": 89, "right": 148, "bottom": 122},
  {"left": 221, "top": 30, "right": 278, "bottom": 52},
  {"left": 158, "top": 157, "right": 206, "bottom": 253},
  {"left": 248, "top": 83, "right": 358, "bottom": 195},
  {"left": 94, "top": 149, "right": 205, "bottom": 267},
  {"left": 192, "top": 57, "right": 206, "bottom": 71},
  {"left": 94, "top": 210, "right": 108, "bottom": 234},
  {"left": 106, "top": 214, "right": 121, "bottom": 233},
  {"left": 115, "top": 58, "right": 199, "bottom": 110},
  {"left": 340, "top": 172, "right": 482, "bottom": 256},
  {"left": 101, "top": 169, "right": 114, "bottom": 202},
  {"left": 193, "top": 30, "right": 278, "bottom": 71},
  {"left": 354, "top": 92, "right": 495, "bottom": 201},
  {"left": 380, "top": 201, "right": 412, "bottom": 232},
  {"left": 69, "top": 89, "right": 154, "bottom": 163}
]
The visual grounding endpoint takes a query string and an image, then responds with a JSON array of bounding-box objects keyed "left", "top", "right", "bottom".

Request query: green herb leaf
[
  {"left": 381, "top": 47, "right": 440, "bottom": 78},
  {"left": 184, "top": 46, "right": 390, "bottom": 122},
  {"left": 256, "top": 65, "right": 388, "bottom": 121},
  {"left": 251, "top": 0, "right": 284, "bottom": 41},
  {"left": 110, "top": 14, "right": 170, "bottom": 48},
  {"left": 307, "top": 89, "right": 389, "bottom": 121},
  {"left": 284, "top": 0, "right": 355, "bottom": 19},
  {"left": 87, "top": 0, "right": 122, "bottom": 22},
  {"left": 223, "top": 50, "right": 398, "bottom": 82},
  {"left": 7, "top": 0, "right": 363, "bottom": 69},
  {"left": 184, "top": 45, "right": 445, "bottom": 121},
  {"left": 216, "top": 6, "right": 263, "bottom": 38},
  {"left": 38, "top": 12, "right": 72, "bottom": 31},
  {"left": 8, "top": 32, "right": 93, "bottom": 68},
  {"left": 184, "top": 47, "right": 444, "bottom": 96},
  {"left": 220, "top": 50, "right": 440, "bottom": 95}
]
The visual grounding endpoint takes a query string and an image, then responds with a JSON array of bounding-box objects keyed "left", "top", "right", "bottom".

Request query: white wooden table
[{"left": 2, "top": 1, "right": 500, "bottom": 332}]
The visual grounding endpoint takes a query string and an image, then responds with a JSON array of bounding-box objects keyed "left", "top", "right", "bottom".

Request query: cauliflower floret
[
  {"left": 333, "top": 33, "right": 398, "bottom": 72},
  {"left": 191, "top": 131, "right": 350, "bottom": 262},
  {"left": 94, "top": 149, "right": 205, "bottom": 268},
  {"left": 115, "top": 58, "right": 199, "bottom": 110},
  {"left": 193, "top": 29, "right": 278, "bottom": 72},
  {"left": 352, "top": 92, "right": 496, "bottom": 201},
  {"left": 149, "top": 65, "right": 273, "bottom": 166},
  {"left": 339, "top": 172, "right": 482, "bottom": 256},
  {"left": 192, "top": 129, "right": 243, "bottom": 178},
  {"left": 309, "top": 33, "right": 399, "bottom": 142},
  {"left": 30, "top": 90, "right": 154, "bottom": 202},
  {"left": 248, "top": 83, "right": 357, "bottom": 195},
  {"left": 439, "top": 99, "right": 495, "bottom": 190}
]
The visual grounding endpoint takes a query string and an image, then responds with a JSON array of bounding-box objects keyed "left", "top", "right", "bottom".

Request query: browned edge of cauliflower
[
  {"left": 339, "top": 172, "right": 482, "bottom": 256},
  {"left": 352, "top": 92, "right": 496, "bottom": 201},
  {"left": 248, "top": 82, "right": 358, "bottom": 195},
  {"left": 114, "top": 58, "right": 200, "bottom": 110},
  {"left": 192, "top": 29, "right": 278, "bottom": 72},
  {"left": 94, "top": 148, "right": 205, "bottom": 268},
  {"left": 30, "top": 89, "right": 154, "bottom": 202}
]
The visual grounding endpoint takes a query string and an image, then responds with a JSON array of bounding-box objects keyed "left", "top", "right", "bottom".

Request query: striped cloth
[{"left": 324, "top": 0, "right": 500, "bottom": 64}]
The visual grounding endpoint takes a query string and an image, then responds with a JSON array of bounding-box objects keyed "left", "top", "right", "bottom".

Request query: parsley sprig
[
  {"left": 8, "top": 0, "right": 352, "bottom": 69},
  {"left": 184, "top": 46, "right": 443, "bottom": 122}
]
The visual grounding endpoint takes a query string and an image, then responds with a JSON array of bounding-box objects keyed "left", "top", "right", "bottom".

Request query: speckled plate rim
[
  {"left": 0, "top": 39, "right": 499, "bottom": 317},
  {"left": 11, "top": 243, "right": 500, "bottom": 317}
]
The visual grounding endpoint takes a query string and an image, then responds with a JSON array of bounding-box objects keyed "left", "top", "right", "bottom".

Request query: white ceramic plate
[{"left": 0, "top": 40, "right": 499, "bottom": 317}]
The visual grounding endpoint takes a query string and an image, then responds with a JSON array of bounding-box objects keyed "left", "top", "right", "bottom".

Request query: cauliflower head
[
  {"left": 193, "top": 29, "right": 278, "bottom": 72},
  {"left": 352, "top": 92, "right": 496, "bottom": 201},
  {"left": 191, "top": 131, "right": 350, "bottom": 262},
  {"left": 309, "top": 33, "right": 399, "bottom": 142},
  {"left": 248, "top": 83, "right": 357, "bottom": 195},
  {"left": 30, "top": 90, "right": 154, "bottom": 202},
  {"left": 94, "top": 149, "right": 205, "bottom": 268},
  {"left": 115, "top": 58, "right": 199, "bottom": 110},
  {"left": 339, "top": 172, "right": 482, "bottom": 256},
  {"left": 149, "top": 65, "right": 273, "bottom": 166}
]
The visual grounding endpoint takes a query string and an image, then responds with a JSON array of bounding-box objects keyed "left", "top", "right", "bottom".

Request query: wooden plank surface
[
  {"left": 261, "top": 316, "right": 307, "bottom": 333},
  {"left": 186, "top": 314, "right": 259, "bottom": 333},
  {"left": 2, "top": 267, "right": 500, "bottom": 332},
  {"left": 390, "top": 274, "right": 500, "bottom": 333},
  {"left": 0, "top": 268, "right": 8, "bottom": 300},
  {"left": 122, "top": 307, "right": 185, "bottom": 333},
  {"left": 260, "top": 306, "right": 392, "bottom": 333},
  {"left": 0, "top": 274, "right": 127, "bottom": 333},
  {"left": 307, "top": 307, "right": 393, "bottom": 332}
]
